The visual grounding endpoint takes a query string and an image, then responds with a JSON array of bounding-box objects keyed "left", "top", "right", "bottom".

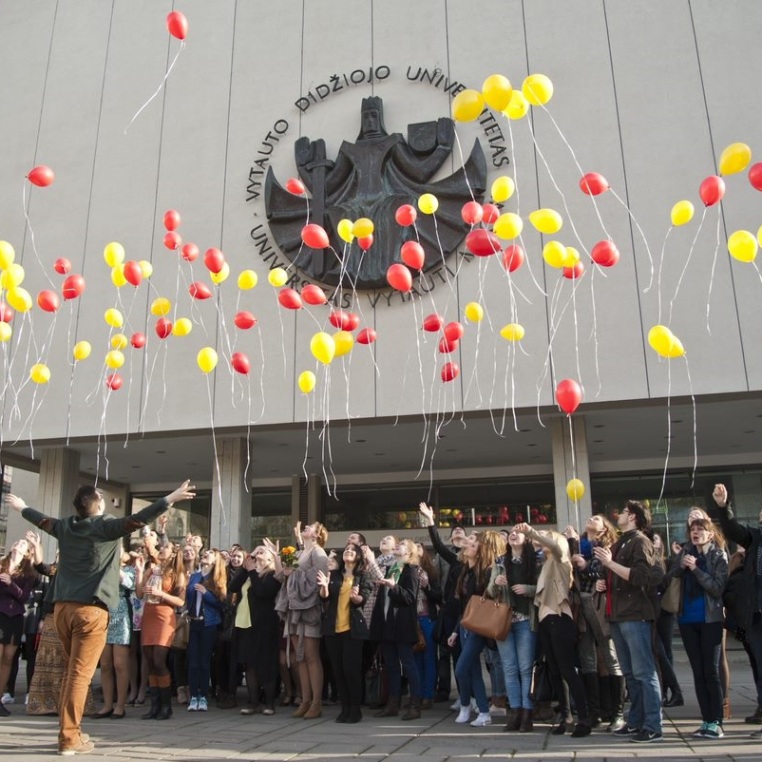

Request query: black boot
[
  {"left": 663, "top": 685, "right": 684, "bottom": 707},
  {"left": 582, "top": 674, "right": 601, "bottom": 728},
  {"left": 336, "top": 703, "right": 350, "bottom": 723},
  {"left": 157, "top": 687, "right": 173, "bottom": 720},
  {"left": 607, "top": 675, "right": 625, "bottom": 732},
  {"left": 401, "top": 697, "right": 421, "bottom": 721},
  {"left": 141, "top": 687, "right": 160, "bottom": 720}
]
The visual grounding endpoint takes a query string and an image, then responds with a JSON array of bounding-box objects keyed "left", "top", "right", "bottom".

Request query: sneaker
[
  {"left": 488, "top": 703, "right": 506, "bottom": 716},
  {"left": 198, "top": 696, "right": 208, "bottom": 712},
  {"left": 630, "top": 729, "right": 663, "bottom": 743},
  {"left": 470, "top": 712, "right": 492, "bottom": 727},
  {"left": 692, "top": 722, "right": 708, "bottom": 738},
  {"left": 703, "top": 722, "right": 724, "bottom": 739},
  {"left": 187, "top": 697, "right": 199, "bottom": 712},
  {"left": 450, "top": 699, "right": 462, "bottom": 711},
  {"left": 455, "top": 706, "right": 472, "bottom": 723},
  {"left": 58, "top": 740, "right": 95, "bottom": 756},
  {"left": 613, "top": 724, "right": 639, "bottom": 737},
  {"left": 1, "top": 693, "right": 14, "bottom": 705}
]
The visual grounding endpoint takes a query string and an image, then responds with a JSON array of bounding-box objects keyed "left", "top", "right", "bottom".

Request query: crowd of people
[{"left": 1, "top": 481, "right": 761, "bottom": 753}]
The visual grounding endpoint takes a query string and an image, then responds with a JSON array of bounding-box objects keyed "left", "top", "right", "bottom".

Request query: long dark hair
[
  {"left": 417, "top": 545, "right": 439, "bottom": 585},
  {"left": 337, "top": 543, "right": 367, "bottom": 576},
  {"left": 505, "top": 540, "right": 538, "bottom": 586}
]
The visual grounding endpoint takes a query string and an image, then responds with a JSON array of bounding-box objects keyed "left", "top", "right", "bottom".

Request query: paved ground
[{"left": 1, "top": 649, "right": 761, "bottom": 761}]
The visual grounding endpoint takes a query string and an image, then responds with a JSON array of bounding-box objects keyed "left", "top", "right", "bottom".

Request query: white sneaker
[
  {"left": 471, "top": 712, "right": 492, "bottom": 727},
  {"left": 1, "top": 693, "right": 14, "bottom": 705},
  {"left": 187, "top": 697, "right": 199, "bottom": 711},
  {"left": 471, "top": 698, "right": 478, "bottom": 711},
  {"left": 455, "top": 706, "right": 472, "bottom": 723},
  {"left": 198, "top": 696, "right": 208, "bottom": 712},
  {"left": 450, "top": 699, "right": 462, "bottom": 711},
  {"left": 488, "top": 703, "right": 506, "bottom": 715}
]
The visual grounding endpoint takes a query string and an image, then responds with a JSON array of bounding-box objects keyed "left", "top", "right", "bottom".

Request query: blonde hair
[{"left": 312, "top": 522, "right": 328, "bottom": 548}]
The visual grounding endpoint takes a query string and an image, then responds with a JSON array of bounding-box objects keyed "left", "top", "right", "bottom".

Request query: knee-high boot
[
  {"left": 582, "top": 674, "right": 601, "bottom": 728},
  {"left": 607, "top": 675, "right": 625, "bottom": 732},
  {"left": 157, "top": 687, "right": 173, "bottom": 720},
  {"left": 141, "top": 687, "right": 160, "bottom": 720}
]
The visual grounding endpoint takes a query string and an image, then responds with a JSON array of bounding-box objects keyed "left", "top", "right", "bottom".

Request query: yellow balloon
[
  {"left": 172, "top": 317, "right": 193, "bottom": 337},
  {"left": 728, "top": 230, "right": 758, "bottom": 263},
  {"left": 104, "top": 308, "right": 124, "bottom": 328},
  {"left": 758, "top": 224, "right": 762, "bottom": 248},
  {"left": 337, "top": 219, "right": 355, "bottom": 244},
  {"left": 139, "top": 260, "right": 153, "bottom": 279},
  {"left": 352, "top": 218, "right": 374, "bottom": 238},
  {"left": 719, "top": 142, "right": 752, "bottom": 176},
  {"left": 6, "top": 287, "right": 32, "bottom": 312},
  {"left": 30, "top": 363, "right": 50, "bottom": 384},
  {"left": 664, "top": 335, "right": 685, "bottom": 358},
  {"left": 522, "top": 74, "right": 553, "bottom": 106},
  {"left": 566, "top": 478, "right": 585, "bottom": 502},
  {"left": 333, "top": 330, "right": 354, "bottom": 357},
  {"left": 105, "top": 350, "right": 125, "bottom": 369},
  {"left": 310, "top": 331, "right": 336, "bottom": 365},
  {"left": 0, "top": 322, "right": 11, "bottom": 342},
  {"left": 211, "top": 261, "right": 230, "bottom": 284},
  {"left": 73, "top": 341, "right": 91, "bottom": 361},
  {"left": 151, "top": 297, "right": 171, "bottom": 317},
  {"left": 500, "top": 323, "right": 525, "bottom": 341},
  {"left": 268, "top": 267, "right": 288, "bottom": 287},
  {"left": 0, "top": 240, "right": 15, "bottom": 269},
  {"left": 451, "top": 89, "right": 485, "bottom": 122},
  {"left": 237, "top": 269, "right": 258, "bottom": 290},
  {"left": 482, "top": 74, "right": 513, "bottom": 111},
  {"left": 670, "top": 200, "right": 694, "bottom": 227},
  {"left": 493, "top": 212, "right": 523, "bottom": 240},
  {"left": 530, "top": 208, "right": 563, "bottom": 235},
  {"left": 111, "top": 264, "right": 127, "bottom": 287},
  {"left": 491, "top": 176, "right": 515, "bottom": 203},
  {"left": 111, "top": 333, "right": 128, "bottom": 350},
  {"left": 648, "top": 325, "right": 675, "bottom": 357},
  {"left": 563, "top": 247, "right": 581, "bottom": 267},
  {"left": 418, "top": 193, "right": 439, "bottom": 215},
  {"left": 298, "top": 370, "right": 316, "bottom": 394},
  {"left": 197, "top": 347, "right": 218, "bottom": 374},
  {"left": 1, "top": 263, "right": 25, "bottom": 289},
  {"left": 464, "top": 302, "right": 484, "bottom": 322},
  {"left": 542, "top": 241, "right": 567, "bottom": 269},
  {"left": 503, "top": 89, "right": 529, "bottom": 120},
  {"left": 103, "top": 241, "right": 125, "bottom": 268}
]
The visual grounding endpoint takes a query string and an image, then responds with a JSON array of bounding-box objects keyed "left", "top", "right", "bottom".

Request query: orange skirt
[{"left": 140, "top": 603, "right": 176, "bottom": 647}]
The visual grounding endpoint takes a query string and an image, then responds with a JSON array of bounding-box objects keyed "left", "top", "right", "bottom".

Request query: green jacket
[{"left": 22, "top": 497, "right": 169, "bottom": 610}]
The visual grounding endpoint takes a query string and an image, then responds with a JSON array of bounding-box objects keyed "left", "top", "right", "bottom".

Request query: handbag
[
  {"left": 219, "top": 602, "right": 236, "bottom": 642},
  {"left": 661, "top": 576, "right": 681, "bottom": 615},
  {"left": 413, "top": 621, "right": 426, "bottom": 653},
  {"left": 529, "top": 658, "right": 554, "bottom": 703},
  {"left": 461, "top": 593, "right": 512, "bottom": 641},
  {"left": 172, "top": 612, "right": 189, "bottom": 649}
]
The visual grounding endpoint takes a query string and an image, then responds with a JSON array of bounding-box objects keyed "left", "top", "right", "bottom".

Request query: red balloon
[
  {"left": 204, "top": 247, "right": 225, "bottom": 273},
  {"left": 482, "top": 203, "right": 500, "bottom": 225},
  {"left": 62, "top": 274, "right": 85, "bottom": 300},
  {"left": 556, "top": 378, "right": 583, "bottom": 415},
  {"left": 562, "top": 261, "right": 585, "bottom": 279},
  {"left": 234, "top": 311, "right": 257, "bottom": 330},
  {"left": 189, "top": 281, "right": 212, "bottom": 300},
  {"left": 395, "top": 204, "right": 417, "bottom": 227},
  {"left": 130, "top": 332, "right": 146, "bottom": 349},
  {"left": 386, "top": 263, "right": 412, "bottom": 292},
  {"left": 37, "top": 290, "right": 60, "bottom": 313},
  {"left": 166, "top": 10, "right": 188, "bottom": 40},
  {"left": 278, "top": 288, "right": 303, "bottom": 310},
  {"left": 163, "top": 209, "right": 181, "bottom": 231},
  {"left": 105, "top": 373, "right": 123, "bottom": 391},
  {"left": 699, "top": 175, "right": 725, "bottom": 207},
  {"left": 465, "top": 229, "right": 501, "bottom": 257},
  {"left": 302, "top": 284, "right": 327, "bottom": 305},
  {"left": 401, "top": 241, "right": 425, "bottom": 269},
  {"left": 285, "top": 178, "right": 306, "bottom": 195},
  {"left": 461, "top": 201, "right": 484, "bottom": 225},
  {"left": 345, "top": 312, "right": 360, "bottom": 331},
  {"left": 231, "top": 352, "right": 251, "bottom": 375},
  {"left": 54, "top": 257, "right": 71, "bottom": 275},
  {"left": 27, "top": 165, "right": 55, "bottom": 187},
  {"left": 422, "top": 313, "right": 444, "bottom": 332},
  {"left": 358, "top": 234, "right": 374, "bottom": 251},
  {"left": 444, "top": 321, "right": 465, "bottom": 342},
  {"left": 301, "top": 223, "right": 330, "bottom": 249},
  {"left": 441, "top": 361, "right": 460, "bottom": 383},
  {"left": 749, "top": 163, "right": 762, "bottom": 192},
  {"left": 123, "top": 260, "right": 143, "bottom": 287},
  {"left": 502, "top": 244, "right": 525, "bottom": 273},
  {"left": 439, "top": 336, "right": 459, "bottom": 354},
  {"left": 591, "top": 240, "right": 619, "bottom": 267},
  {"left": 356, "top": 328, "right": 377, "bottom": 345},
  {"left": 164, "top": 231, "right": 182, "bottom": 251},
  {"left": 329, "top": 310, "right": 351, "bottom": 330},
  {"left": 181, "top": 243, "right": 199, "bottom": 262},
  {"left": 579, "top": 172, "right": 610, "bottom": 196},
  {"left": 0, "top": 303, "right": 13, "bottom": 323},
  {"left": 155, "top": 318, "right": 172, "bottom": 339}
]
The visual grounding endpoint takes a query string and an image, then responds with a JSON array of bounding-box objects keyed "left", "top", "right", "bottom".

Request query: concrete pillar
[
  {"left": 210, "top": 437, "right": 249, "bottom": 550},
  {"left": 551, "top": 415, "right": 592, "bottom": 532},
  {"left": 35, "top": 447, "right": 81, "bottom": 558}
]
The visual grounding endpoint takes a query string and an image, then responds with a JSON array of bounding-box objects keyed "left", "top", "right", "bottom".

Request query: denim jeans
[
  {"left": 54, "top": 602, "right": 109, "bottom": 751},
  {"left": 485, "top": 646, "right": 505, "bottom": 698},
  {"left": 679, "top": 620, "right": 723, "bottom": 723},
  {"left": 414, "top": 616, "right": 437, "bottom": 700},
  {"left": 496, "top": 619, "right": 536, "bottom": 709},
  {"left": 455, "top": 625, "right": 489, "bottom": 713},
  {"left": 382, "top": 640, "right": 421, "bottom": 699},
  {"left": 610, "top": 620, "right": 662, "bottom": 733},
  {"left": 187, "top": 622, "right": 217, "bottom": 698}
]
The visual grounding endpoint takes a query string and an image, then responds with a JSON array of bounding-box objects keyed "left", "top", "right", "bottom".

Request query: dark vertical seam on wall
[
  {"left": 687, "top": 0, "right": 748, "bottom": 390},
  {"left": 371, "top": 0, "right": 377, "bottom": 417},
  {"left": 601, "top": 0, "right": 650, "bottom": 398}
]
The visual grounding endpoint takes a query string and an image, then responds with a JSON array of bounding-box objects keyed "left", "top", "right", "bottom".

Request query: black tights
[{"left": 143, "top": 645, "right": 170, "bottom": 677}]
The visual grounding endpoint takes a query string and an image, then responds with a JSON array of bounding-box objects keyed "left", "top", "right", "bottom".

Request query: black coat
[
  {"left": 321, "top": 569, "right": 372, "bottom": 639},
  {"left": 370, "top": 563, "right": 420, "bottom": 644}
]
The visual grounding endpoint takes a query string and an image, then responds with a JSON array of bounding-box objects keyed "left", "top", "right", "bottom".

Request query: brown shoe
[
  {"left": 291, "top": 701, "right": 311, "bottom": 718},
  {"left": 519, "top": 708, "right": 534, "bottom": 733},
  {"left": 420, "top": 699, "right": 433, "bottom": 710},
  {"left": 58, "top": 740, "right": 95, "bottom": 756},
  {"left": 503, "top": 708, "right": 521, "bottom": 732},
  {"left": 303, "top": 701, "right": 322, "bottom": 719},
  {"left": 374, "top": 698, "right": 399, "bottom": 717}
]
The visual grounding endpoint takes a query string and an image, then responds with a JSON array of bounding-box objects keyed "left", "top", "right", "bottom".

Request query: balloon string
[
  {"left": 657, "top": 360, "right": 673, "bottom": 510},
  {"left": 242, "top": 376, "right": 252, "bottom": 493},
  {"left": 684, "top": 355, "right": 697, "bottom": 489},
  {"left": 655, "top": 226, "right": 673, "bottom": 326},
  {"left": 705, "top": 212, "right": 723, "bottom": 333},
  {"left": 254, "top": 324, "right": 266, "bottom": 423},
  {"left": 124, "top": 42, "right": 185, "bottom": 134},
  {"left": 668, "top": 206, "right": 707, "bottom": 326},
  {"left": 205, "top": 373, "right": 226, "bottom": 527},
  {"left": 588, "top": 268, "right": 603, "bottom": 398},
  {"left": 21, "top": 183, "right": 56, "bottom": 289},
  {"left": 568, "top": 414, "right": 580, "bottom": 532},
  {"left": 609, "top": 189, "right": 656, "bottom": 293}
]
